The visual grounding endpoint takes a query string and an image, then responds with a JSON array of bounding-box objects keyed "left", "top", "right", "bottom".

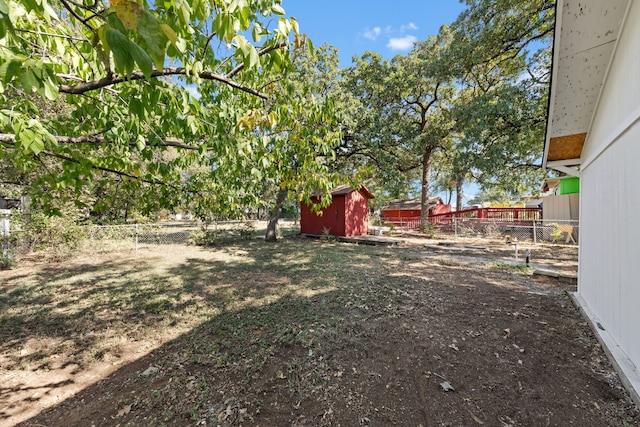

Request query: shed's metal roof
[
  {"left": 383, "top": 198, "right": 444, "bottom": 211},
  {"left": 312, "top": 184, "right": 374, "bottom": 199}
]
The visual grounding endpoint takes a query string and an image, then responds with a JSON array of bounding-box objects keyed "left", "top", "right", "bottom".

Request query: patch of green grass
[{"left": 489, "top": 261, "right": 531, "bottom": 274}]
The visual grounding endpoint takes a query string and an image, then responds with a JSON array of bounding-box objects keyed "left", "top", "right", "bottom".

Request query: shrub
[
  {"left": 24, "top": 212, "right": 84, "bottom": 251},
  {"left": 238, "top": 221, "right": 256, "bottom": 240},
  {"left": 189, "top": 229, "right": 218, "bottom": 246}
]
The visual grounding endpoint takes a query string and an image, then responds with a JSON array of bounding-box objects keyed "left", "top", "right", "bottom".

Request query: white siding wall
[
  {"left": 580, "top": 0, "right": 640, "bottom": 368},
  {"left": 582, "top": 1, "right": 640, "bottom": 163}
]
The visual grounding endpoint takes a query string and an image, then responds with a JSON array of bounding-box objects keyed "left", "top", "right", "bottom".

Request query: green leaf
[
  {"left": 136, "top": 135, "right": 146, "bottom": 151},
  {"left": 0, "top": 60, "right": 11, "bottom": 81},
  {"left": 7, "top": 0, "right": 24, "bottom": 24},
  {"left": 138, "top": 10, "right": 168, "bottom": 71},
  {"left": 248, "top": 45, "right": 259, "bottom": 69},
  {"left": 97, "top": 25, "right": 111, "bottom": 56},
  {"left": 20, "top": 70, "right": 38, "bottom": 93},
  {"left": 129, "top": 41, "right": 153, "bottom": 77},
  {"left": 159, "top": 23, "right": 178, "bottom": 45},
  {"left": 42, "top": 76, "right": 58, "bottom": 100},
  {"left": 238, "top": 4, "right": 250, "bottom": 29},
  {"left": 30, "top": 137, "right": 44, "bottom": 155},
  {"left": 271, "top": 4, "right": 285, "bottom": 15},
  {"left": 105, "top": 28, "right": 134, "bottom": 76},
  {"left": 129, "top": 98, "right": 145, "bottom": 118},
  {"left": 307, "top": 37, "right": 314, "bottom": 55},
  {"left": 250, "top": 167, "right": 262, "bottom": 180},
  {"left": 0, "top": 0, "right": 8, "bottom": 15},
  {"left": 251, "top": 22, "right": 262, "bottom": 43}
]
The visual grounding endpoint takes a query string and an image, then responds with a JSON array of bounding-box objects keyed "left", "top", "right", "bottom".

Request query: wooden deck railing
[{"left": 384, "top": 207, "right": 543, "bottom": 229}]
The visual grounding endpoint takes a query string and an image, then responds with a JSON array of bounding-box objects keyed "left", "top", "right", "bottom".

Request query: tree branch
[
  {"left": 59, "top": 0, "right": 98, "bottom": 31},
  {"left": 58, "top": 68, "right": 269, "bottom": 99},
  {"left": 226, "top": 42, "right": 288, "bottom": 79},
  {"left": 14, "top": 28, "right": 87, "bottom": 42},
  {"left": 40, "top": 150, "right": 181, "bottom": 189},
  {"left": 0, "top": 133, "right": 212, "bottom": 151}
]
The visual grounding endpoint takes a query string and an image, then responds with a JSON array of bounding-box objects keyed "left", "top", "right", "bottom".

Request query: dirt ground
[{"left": 1, "top": 235, "right": 638, "bottom": 426}]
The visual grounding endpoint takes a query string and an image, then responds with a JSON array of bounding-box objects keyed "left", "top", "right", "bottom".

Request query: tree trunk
[
  {"left": 265, "top": 187, "right": 287, "bottom": 242},
  {"left": 420, "top": 147, "right": 433, "bottom": 232},
  {"left": 455, "top": 174, "right": 464, "bottom": 211}
]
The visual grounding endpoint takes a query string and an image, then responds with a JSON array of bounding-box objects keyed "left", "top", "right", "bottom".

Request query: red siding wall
[
  {"left": 300, "top": 195, "right": 346, "bottom": 236},
  {"left": 344, "top": 190, "right": 369, "bottom": 236},
  {"left": 431, "top": 204, "right": 451, "bottom": 215},
  {"left": 300, "top": 189, "right": 371, "bottom": 237},
  {"left": 383, "top": 209, "right": 421, "bottom": 221},
  {"left": 383, "top": 205, "right": 452, "bottom": 220}
]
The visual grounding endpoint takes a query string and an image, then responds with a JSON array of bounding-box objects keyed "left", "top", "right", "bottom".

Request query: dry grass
[{"left": 3, "top": 237, "right": 637, "bottom": 427}]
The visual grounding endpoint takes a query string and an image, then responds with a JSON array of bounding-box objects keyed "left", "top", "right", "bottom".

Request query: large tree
[
  {"left": 188, "top": 44, "right": 346, "bottom": 240},
  {"left": 0, "top": 0, "right": 308, "bottom": 215},
  {"left": 444, "top": 0, "right": 554, "bottom": 200},
  {"left": 343, "top": 30, "right": 456, "bottom": 230},
  {"left": 343, "top": 0, "right": 554, "bottom": 220}
]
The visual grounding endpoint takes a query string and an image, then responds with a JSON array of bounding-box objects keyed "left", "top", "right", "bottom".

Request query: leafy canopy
[{"left": 0, "top": 0, "right": 324, "bottom": 217}]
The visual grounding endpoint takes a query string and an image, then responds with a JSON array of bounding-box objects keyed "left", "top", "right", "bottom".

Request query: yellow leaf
[
  {"left": 114, "top": 1, "right": 142, "bottom": 30},
  {"left": 159, "top": 23, "right": 178, "bottom": 45}
]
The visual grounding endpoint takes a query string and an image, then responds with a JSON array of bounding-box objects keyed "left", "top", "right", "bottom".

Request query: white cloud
[
  {"left": 363, "top": 26, "right": 382, "bottom": 41},
  {"left": 387, "top": 35, "right": 417, "bottom": 51},
  {"left": 400, "top": 22, "right": 418, "bottom": 32}
]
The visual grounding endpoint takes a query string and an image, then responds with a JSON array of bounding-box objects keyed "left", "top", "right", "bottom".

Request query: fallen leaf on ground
[
  {"left": 440, "top": 381, "right": 455, "bottom": 392},
  {"left": 117, "top": 404, "right": 132, "bottom": 417},
  {"left": 141, "top": 366, "right": 159, "bottom": 376}
]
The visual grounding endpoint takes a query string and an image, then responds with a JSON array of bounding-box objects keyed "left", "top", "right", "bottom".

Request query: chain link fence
[
  {"left": 3, "top": 215, "right": 575, "bottom": 268},
  {"left": 2, "top": 220, "right": 302, "bottom": 265},
  {"left": 70, "top": 221, "right": 292, "bottom": 252},
  {"left": 434, "top": 218, "right": 579, "bottom": 245}
]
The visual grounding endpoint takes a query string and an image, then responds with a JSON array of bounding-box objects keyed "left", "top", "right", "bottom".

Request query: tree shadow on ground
[{"left": 3, "top": 238, "right": 637, "bottom": 426}]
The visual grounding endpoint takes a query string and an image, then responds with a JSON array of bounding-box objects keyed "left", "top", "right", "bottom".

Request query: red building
[
  {"left": 300, "top": 185, "right": 374, "bottom": 237},
  {"left": 382, "top": 198, "right": 451, "bottom": 227}
]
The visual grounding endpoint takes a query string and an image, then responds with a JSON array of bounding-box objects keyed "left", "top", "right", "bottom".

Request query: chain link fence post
[
  {"left": 1, "top": 210, "right": 9, "bottom": 266},
  {"left": 533, "top": 221, "right": 537, "bottom": 245},
  {"left": 454, "top": 217, "right": 458, "bottom": 239},
  {"left": 135, "top": 224, "right": 139, "bottom": 252}
]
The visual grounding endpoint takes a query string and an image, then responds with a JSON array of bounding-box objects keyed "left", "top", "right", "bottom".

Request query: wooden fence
[{"left": 384, "top": 207, "right": 543, "bottom": 229}]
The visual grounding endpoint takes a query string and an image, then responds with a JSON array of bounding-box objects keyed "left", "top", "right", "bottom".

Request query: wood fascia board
[
  {"left": 546, "top": 158, "right": 581, "bottom": 167},
  {"left": 551, "top": 165, "right": 580, "bottom": 177}
]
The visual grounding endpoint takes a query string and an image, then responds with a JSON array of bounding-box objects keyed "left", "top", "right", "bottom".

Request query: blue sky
[
  {"left": 282, "top": 1, "right": 468, "bottom": 66},
  {"left": 282, "top": 1, "right": 477, "bottom": 202}
]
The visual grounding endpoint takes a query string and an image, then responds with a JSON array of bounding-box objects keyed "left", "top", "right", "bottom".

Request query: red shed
[
  {"left": 300, "top": 185, "right": 374, "bottom": 237},
  {"left": 382, "top": 198, "right": 451, "bottom": 226}
]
